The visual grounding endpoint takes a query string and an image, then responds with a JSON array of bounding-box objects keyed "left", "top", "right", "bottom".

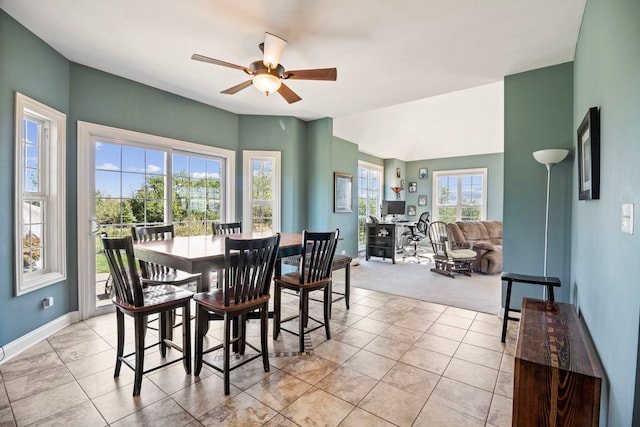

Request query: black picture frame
[
  {"left": 418, "top": 195, "right": 427, "bottom": 206},
  {"left": 577, "top": 107, "right": 600, "bottom": 200},
  {"left": 334, "top": 172, "right": 353, "bottom": 212},
  {"left": 408, "top": 182, "right": 417, "bottom": 192},
  {"left": 407, "top": 205, "right": 416, "bottom": 216}
]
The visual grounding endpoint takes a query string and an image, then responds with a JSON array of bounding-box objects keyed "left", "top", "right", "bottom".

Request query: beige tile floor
[{"left": 0, "top": 282, "right": 518, "bottom": 426}]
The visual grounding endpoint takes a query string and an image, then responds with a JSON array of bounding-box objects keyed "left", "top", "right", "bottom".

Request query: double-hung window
[
  {"left": 243, "top": 151, "right": 281, "bottom": 234},
  {"left": 15, "top": 93, "right": 67, "bottom": 295},
  {"left": 357, "top": 161, "right": 383, "bottom": 249},
  {"left": 433, "top": 168, "right": 487, "bottom": 222}
]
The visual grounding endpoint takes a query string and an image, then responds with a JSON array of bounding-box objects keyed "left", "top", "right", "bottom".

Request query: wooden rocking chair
[{"left": 427, "top": 221, "right": 477, "bottom": 278}]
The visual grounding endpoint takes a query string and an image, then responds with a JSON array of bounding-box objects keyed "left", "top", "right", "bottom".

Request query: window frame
[
  {"left": 242, "top": 150, "right": 281, "bottom": 234},
  {"left": 357, "top": 161, "right": 384, "bottom": 250},
  {"left": 432, "top": 168, "right": 488, "bottom": 222},
  {"left": 14, "top": 92, "right": 67, "bottom": 296}
]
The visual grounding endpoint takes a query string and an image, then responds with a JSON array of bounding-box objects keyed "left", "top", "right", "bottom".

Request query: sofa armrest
[{"left": 473, "top": 241, "right": 494, "bottom": 251}]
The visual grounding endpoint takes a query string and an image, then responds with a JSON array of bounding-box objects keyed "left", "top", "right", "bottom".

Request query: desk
[
  {"left": 134, "top": 232, "right": 303, "bottom": 292},
  {"left": 365, "top": 222, "right": 416, "bottom": 264}
]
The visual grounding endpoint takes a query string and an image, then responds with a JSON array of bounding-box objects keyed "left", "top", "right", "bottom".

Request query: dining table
[{"left": 133, "top": 232, "right": 304, "bottom": 293}]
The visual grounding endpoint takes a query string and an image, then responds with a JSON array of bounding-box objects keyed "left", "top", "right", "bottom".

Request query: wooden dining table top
[{"left": 134, "top": 232, "right": 303, "bottom": 292}]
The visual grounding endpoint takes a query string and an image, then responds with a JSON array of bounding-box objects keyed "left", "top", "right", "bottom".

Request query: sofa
[{"left": 446, "top": 221, "right": 503, "bottom": 274}]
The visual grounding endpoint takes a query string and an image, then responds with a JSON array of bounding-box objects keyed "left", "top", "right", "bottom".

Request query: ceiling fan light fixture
[
  {"left": 263, "top": 32, "right": 287, "bottom": 69},
  {"left": 252, "top": 72, "right": 281, "bottom": 95}
]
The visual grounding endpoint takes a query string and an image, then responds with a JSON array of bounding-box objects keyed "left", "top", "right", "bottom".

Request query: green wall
[
  {"left": 0, "top": 10, "right": 71, "bottom": 344},
  {"left": 572, "top": 0, "right": 640, "bottom": 424},
  {"left": 503, "top": 63, "right": 574, "bottom": 307},
  {"left": 406, "top": 153, "right": 504, "bottom": 221}
]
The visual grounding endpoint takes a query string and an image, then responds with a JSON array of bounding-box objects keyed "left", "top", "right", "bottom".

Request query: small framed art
[
  {"left": 577, "top": 107, "right": 600, "bottom": 200},
  {"left": 419, "top": 168, "right": 428, "bottom": 179},
  {"left": 418, "top": 195, "right": 427, "bottom": 206},
  {"left": 407, "top": 205, "right": 416, "bottom": 216},
  {"left": 334, "top": 172, "right": 353, "bottom": 212},
  {"left": 408, "top": 182, "right": 417, "bottom": 192}
]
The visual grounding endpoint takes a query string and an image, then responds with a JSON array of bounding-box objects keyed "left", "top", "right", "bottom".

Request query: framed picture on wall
[
  {"left": 578, "top": 107, "right": 600, "bottom": 200},
  {"left": 334, "top": 172, "right": 353, "bottom": 212},
  {"left": 419, "top": 168, "right": 428, "bottom": 179},
  {"left": 408, "top": 182, "right": 417, "bottom": 192},
  {"left": 407, "top": 205, "right": 416, "bottom": 216},
  {"left": 418, "top": 195, "right": 427, "bottom": 206}
]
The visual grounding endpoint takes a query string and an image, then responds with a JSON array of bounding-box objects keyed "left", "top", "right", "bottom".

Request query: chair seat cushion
[
  {"left": 275, "top": 272, "right": 331, "bottom": 290},
  {"left": 193, "top": 288, "right": 269, "bottom": 313},
  {"left": 114, "top": 284, "right": 193, "bottom": 311},
  {"left": 449, "top": 249, "right": 477, "bottom": 259}
]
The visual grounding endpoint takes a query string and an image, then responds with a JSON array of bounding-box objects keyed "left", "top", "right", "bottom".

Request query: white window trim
[
  {"left": 358, "top": 161, "right": 383, "bottom": 248},
  {"left": 432, "top": 167, "right": 488, "bottom": 221},
  {"left": 242, "top": 151, "right": 281, "bottom": 233},
  {"left": 77, "top": 121, "right": 236, "bottom": 319},
  {"left": 14, "top": 93, "right": 67, "bottom": 295}
]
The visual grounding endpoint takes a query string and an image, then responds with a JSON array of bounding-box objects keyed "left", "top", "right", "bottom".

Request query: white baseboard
[{"left": 0, "top": 311, "right": 80, "bottom": 365}]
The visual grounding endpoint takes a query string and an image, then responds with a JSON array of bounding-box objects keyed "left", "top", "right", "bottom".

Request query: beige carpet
[{"left": 338, "top": 256, "right": 502, "bottom": 315}]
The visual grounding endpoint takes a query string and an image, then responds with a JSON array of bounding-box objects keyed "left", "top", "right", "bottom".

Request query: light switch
[{"left": 622, "top": 203, "right": 634, "bottom": 234}]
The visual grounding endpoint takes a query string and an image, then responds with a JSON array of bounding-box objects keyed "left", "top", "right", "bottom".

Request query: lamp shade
[
  {"left": 263, "top": 32, "right": 287, "bottom": 69},
  {"left": 533, "top": 149, "right": 569, "bottom": 166}
]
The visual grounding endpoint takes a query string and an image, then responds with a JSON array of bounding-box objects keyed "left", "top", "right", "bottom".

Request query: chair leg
[
  {"left": 239, "top": 314, "right": 246, "bottom": 355},
  {"left": 159, "top": 311, "right": 168, "bottom": 357},
  {"left": 194, "top": 304, "right": 206, "bottom": 376},
  {"left": 323, "top": 285, "right": 331, "bottom": 340},
  {"left": 344, "top": 264, "right": 350, "bottom": 309},
  {"left": 299, "top": 289, "right": 307, "bottom": 353},
  {"left": 133, "top": 314, "right": 146, "bottom": 396},
  {"left": 182, "top": 302, "right": 191, "bottom": 374},
  {"left": 114, "top": 309, "right": 124, "bottom": 378},
  {"left": 273, "top": 282, "right": 281, "bottom": 340},
  {"left": 260, "top": 305, "right": 270, "bottom": 373},
  {"left": 223, "top": 313, "right": 231, "bottom": 396}
]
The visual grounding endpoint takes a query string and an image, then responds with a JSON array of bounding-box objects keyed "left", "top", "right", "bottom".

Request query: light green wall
[
  {"left": 383, "top": 158, "right": 405, "bottom": 201},
  {"left": 358, "top": 152, "right": 384, "bottom": 166},
  {"left": 572, "top": 0, "right": 640, "bottom": 424},
  {"left": 332, "top": 137, "right": 359, "bottom": 257},
  {"left": 0, "top": 10, "right": 71, "bottom": 344},
  {"left": 503, "top": 63, "right": 574, "bottom": 307},
  {"left": 406, "top": 153, "right": 504, "bottom": 221}
]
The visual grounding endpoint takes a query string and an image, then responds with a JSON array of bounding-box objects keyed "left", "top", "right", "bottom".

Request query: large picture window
[
  {"left": 433, "top": 168, "right": 487, "bottom": 222},
  {"left": 15, "top": 93, "right": 67, "bottom": 295}
]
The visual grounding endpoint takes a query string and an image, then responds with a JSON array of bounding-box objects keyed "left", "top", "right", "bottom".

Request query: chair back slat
[
  {"left": 213, "top": 221, "right": 242, "bottom": 235},
  {"left": 298, "top": 229, "right": 340, "bottom": 284},
  {"left": 223, "top": 234, "right": 281, "bottom": 307},
  {"left": 428, "top": 221, "right": 450, "bottom": 257},
  {"left": 131, "top": 224, "right": 176, "bottom": 279},
  {"left": 416, "top": 211, "right": 430, "bottom": 235},
  {"left": 101, "top": 235, "right": 144, "bottom": 306}
]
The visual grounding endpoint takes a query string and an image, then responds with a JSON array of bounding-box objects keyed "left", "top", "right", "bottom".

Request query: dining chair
[
  {"left": 273, "top": 229, "right": 339, "bottom": 353},
  {"left": 193, "top": 233, "right": 281, "bottom": 395},
  {"left": 101, "top": 235, "right": 193, "bottom": 396},
  {"left": 212, "top": 221, "right": 242, "bottom": 235},
  {"left": 130, "top": 224, "right": 201, "bottom": 289},
  {"left": 427, "top": 221, "right": 477, "bottom": 277}
]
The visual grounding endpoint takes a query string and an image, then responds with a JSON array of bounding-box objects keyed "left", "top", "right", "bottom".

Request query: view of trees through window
[{"left": 94, "top": 142, "right": 224, "bottom": 277}]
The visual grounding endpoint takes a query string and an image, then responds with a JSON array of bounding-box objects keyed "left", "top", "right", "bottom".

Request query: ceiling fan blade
[
  {"left": 262, "top": 32, "right": 287, "bottom": 68},
  {"left": 277, "top": 83, "right": 302, "bottom": 104},
  {"left": 221, "top": 80, "right": 253, "bottom": 94},
  {"left": 283, "top": 68, "right": 337, "bottom": 81},
  {"left": 191, "top": 54, "right": 250, "bottom": 73}
]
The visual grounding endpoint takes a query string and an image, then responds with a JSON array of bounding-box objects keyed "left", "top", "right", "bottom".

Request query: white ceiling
[{"left": 1, "top": 0, "right": 585, "bottom": 161}]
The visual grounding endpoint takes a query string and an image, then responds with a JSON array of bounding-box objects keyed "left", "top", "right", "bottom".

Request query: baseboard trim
[{"left": 0, "top": 311, "right": 80, "bottom": 365}]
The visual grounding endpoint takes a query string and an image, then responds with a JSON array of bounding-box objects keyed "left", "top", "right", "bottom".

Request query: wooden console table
[{"left": 514, "top": 298, "right": 602, "bottom": 426}]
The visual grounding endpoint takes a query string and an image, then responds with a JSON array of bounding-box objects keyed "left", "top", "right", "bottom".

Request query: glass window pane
[
  {"left": 95, "top": 142, "right": 121, "bottom": 171},
  {"left": 122, "top": 146, "right": 145, "bottom": 172},
  {"left": 146, "top": 149, "right": 165, "bottom": 175},
  {"left": 96, "top": 170, "right": 122, "bottom": 197}
]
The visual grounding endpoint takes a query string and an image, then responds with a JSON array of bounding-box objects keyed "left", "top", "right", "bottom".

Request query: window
[
  {"left": 433, "top": 168, "right": 487, "bottom": 222},
  {"left": 357, "top": 161, "right": 383, "bottom": 249},
  {"left": 243, "top": 151, "right": 281, "bottom": 234},
  {"left": 14, "top": 93, "right": 66, "bottom": 295}
]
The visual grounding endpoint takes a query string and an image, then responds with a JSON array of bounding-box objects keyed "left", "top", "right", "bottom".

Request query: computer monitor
[{"left": 381, "top": 200, "right": 406, "bottom": 216}]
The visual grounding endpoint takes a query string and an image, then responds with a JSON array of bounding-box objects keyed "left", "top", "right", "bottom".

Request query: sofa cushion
[
  {"left": 447, "top": 222, "right": 467, "bottom": 245},
  {"left": 456, "top": 222, "right": 490, "bottom": 242},
  {"left": 482, "top": 221, "right": 503, "bottom": 245}
]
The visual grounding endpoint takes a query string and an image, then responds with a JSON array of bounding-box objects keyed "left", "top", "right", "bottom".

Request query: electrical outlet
[
  {"left": 43, "top": 297, "right": 54, "bottom": 309},
  {"left": 341, "top": 250, "right": 346, "bottom": 255}
]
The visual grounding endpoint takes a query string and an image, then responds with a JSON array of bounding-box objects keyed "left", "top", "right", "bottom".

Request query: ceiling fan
[{"left": 192, "top": 32, "right": 337, "bottom": 104}]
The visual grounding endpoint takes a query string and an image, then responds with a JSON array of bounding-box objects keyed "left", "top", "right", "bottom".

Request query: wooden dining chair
[
  {"left": 212, "top": 221, "right": 242, "bottom": 235},
  {"left": 101, "top": 235, "right": 193, "bottom": 396},
  {"left": 193, "top": 233, "right": 281, "bottom": 395},
  {"left": 273, "top": 229, "right": 339, "bottom": 353},
  {"left": 130, "top": 224, "right": 201, "bottom": 289}
]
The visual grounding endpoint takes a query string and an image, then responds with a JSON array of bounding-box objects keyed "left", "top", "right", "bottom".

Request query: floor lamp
[{"left": 533, "top": 149, "right": 569, "bottom": 299}]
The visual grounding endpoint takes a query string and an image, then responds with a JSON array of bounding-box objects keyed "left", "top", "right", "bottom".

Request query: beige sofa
[{"left": 446, "top": 221, "right": 503, "bottom": 274}]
